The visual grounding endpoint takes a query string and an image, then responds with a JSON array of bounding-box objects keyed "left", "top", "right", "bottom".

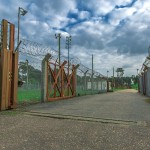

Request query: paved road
[
  {"left": 1, "top": 89, "right": 150, "bottom": 150},
  {"left": 27, "top": 89, "right": 150, "bottom": 124}
]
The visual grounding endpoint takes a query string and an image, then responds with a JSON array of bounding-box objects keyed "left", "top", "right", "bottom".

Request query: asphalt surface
[
  {"left": 1, "top": 89, "right": 150, "bottom": 150},
  {"left": 27, "top": 89, "right": 150, "bottom": 123}
]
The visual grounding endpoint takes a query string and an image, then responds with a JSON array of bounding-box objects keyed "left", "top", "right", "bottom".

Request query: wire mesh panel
[
  {"left": 76, "top": 69, "right": 107, "bottom": 96},
  {"left": 18, "top": 52, "right": 42, "bottom": 103},
  {"left": 18, "top": 40, "right": 59, "bottom": 103}
]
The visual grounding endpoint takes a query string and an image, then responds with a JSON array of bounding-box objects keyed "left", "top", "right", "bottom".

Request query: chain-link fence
[
  {"left": 18, "top": 39, "right": 107, "bottom": 103},
  {"left": 76, "top": 64, "right": 107, "bottom": 96},
  {"left": 18, "top": 53, "right": 41, "bottom": 103}
]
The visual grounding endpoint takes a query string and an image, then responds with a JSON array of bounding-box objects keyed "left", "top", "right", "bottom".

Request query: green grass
[
  {"left": 113, "top": 85, "right": 139, "bottom": 91},
  {"left": 17, "top": 88, "right": 107, "bottom": 102},
  {"left": 76, "top": 90, "right": 100, "bottom": 96},
  {"left": 131, "top": 84, "right": 138, "bottom": 90},
  {"left": 17, "top": 89, "right": 41, "bottom": 102},
  {"left": 113, "top": 88, "right": 127, "bottom": 91}
]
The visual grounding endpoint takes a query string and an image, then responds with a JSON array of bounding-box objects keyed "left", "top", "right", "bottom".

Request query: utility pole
[
  {"left": 107, "top": 70, "right": 109, "bottom": 92},
  {"left": 66, "top": 35, "right": 71, "bottom": 96},
  {"left": 26, "top": 59, "right": 29, "bottom": 89},
  {"left": 55, "top": 33, "right": 61, "bottom": 66},
  {"left": 66, "top": 35, "right": 71, "bottom": 74},
  {"left": 113, "top": 67, "right": 115, "bottom": 90},
  {"left": 91, "top": 54, "right": 94, "bottom": 94}
]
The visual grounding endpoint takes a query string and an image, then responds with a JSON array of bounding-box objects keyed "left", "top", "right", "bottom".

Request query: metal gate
[
  {"left": 0, "top": 19, "right": 18, "bottom": 110},
  {"left": 41, "top": 54, "right": 79, "bottom": 101}
]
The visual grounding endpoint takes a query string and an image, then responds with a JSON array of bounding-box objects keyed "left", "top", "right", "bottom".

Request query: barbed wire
[
  {"left": 20, "top": 39, "right": 58, "bottom": 57},
  {"left": 19, "top": 39, "right": 106, "bottom": 78},
  {"left": 140, "top": 56, "right": 150, "bottom": 74}
]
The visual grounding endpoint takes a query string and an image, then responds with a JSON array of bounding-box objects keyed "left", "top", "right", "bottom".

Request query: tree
[{"left": 18, "top": 61, "right": 41, "bottom": 84}]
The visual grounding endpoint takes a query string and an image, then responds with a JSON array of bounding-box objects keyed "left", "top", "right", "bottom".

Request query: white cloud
[
  {"left": 79, "top": 11, "right": 90, "bottom": 20},
  {"left": 109, "top": 7, "right": 137, "bottom": 26},
  {"left": 113, "top": 0, "right": 133, "bottom": 6},
  {"left": 85, "top": 0, "right": 114, "bottom": 15},
  {"left": 69, "top": 45, "right": 145, "bottom": 76},
  {"left": 0, "top": 0, "right": 149, "bottom": 76}
]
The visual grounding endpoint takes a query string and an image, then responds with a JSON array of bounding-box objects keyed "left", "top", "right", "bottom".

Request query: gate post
[
  {"left": 0, "top": 19, "right": 18, "bottom": 110},
  {"left": 41, "top": 53, "right": 51, "bottom": 102},
  {"left": 0, "top": 19, "right": 8, "bottom": 110},
  {"left": 72, "top": 64, "right": 79, "bottom": 96},
  {"left": 11, "top": 52, "right": 19, "bottom": 108}
]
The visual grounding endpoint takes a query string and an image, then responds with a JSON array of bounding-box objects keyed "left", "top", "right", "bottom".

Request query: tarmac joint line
[{"left": 25, "top": 111, "right": 147, "bottom": 126}]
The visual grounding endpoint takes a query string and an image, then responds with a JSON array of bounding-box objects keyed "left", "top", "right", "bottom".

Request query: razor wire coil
[{"left": 19, "top": 39, "right": 106, "bottom": 78}]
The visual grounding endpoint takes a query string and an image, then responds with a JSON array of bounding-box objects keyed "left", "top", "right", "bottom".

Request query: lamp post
[
  {"left": 55, "top": 33, "right": 61, "bottom": 66},
  {"left": 18, "top": 7, "right": 28, "bottom": 46}
]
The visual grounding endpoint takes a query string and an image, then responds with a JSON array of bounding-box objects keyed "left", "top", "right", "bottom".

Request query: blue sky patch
[
  {"left": 101, "top": 13, "right": 110, "bottom": 24},
  {"left": 67, "top": 11, "right": 78, "bottom": 20},
  {"left": 115, "top": 0, "right": 137, "bottom": 9}
]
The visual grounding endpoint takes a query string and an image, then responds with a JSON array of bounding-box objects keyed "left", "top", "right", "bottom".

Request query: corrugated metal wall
[{"left": 139, "top": 68, "right": 150, "bottom": 96}]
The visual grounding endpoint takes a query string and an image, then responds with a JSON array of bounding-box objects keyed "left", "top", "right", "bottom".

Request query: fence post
[
  {"left": 84, "top": 70, "right": 88, "bottom": 91},
  {"left": 41, "top": 53, "right": 51, "bottom": 102},
  {"left": 73, "top": 64, "right": 80, "bottom": 96}
]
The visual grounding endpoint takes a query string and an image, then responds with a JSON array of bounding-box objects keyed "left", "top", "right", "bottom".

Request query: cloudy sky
[{"left": 0, "top": 0, "right": 149, "bottom": 76}]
